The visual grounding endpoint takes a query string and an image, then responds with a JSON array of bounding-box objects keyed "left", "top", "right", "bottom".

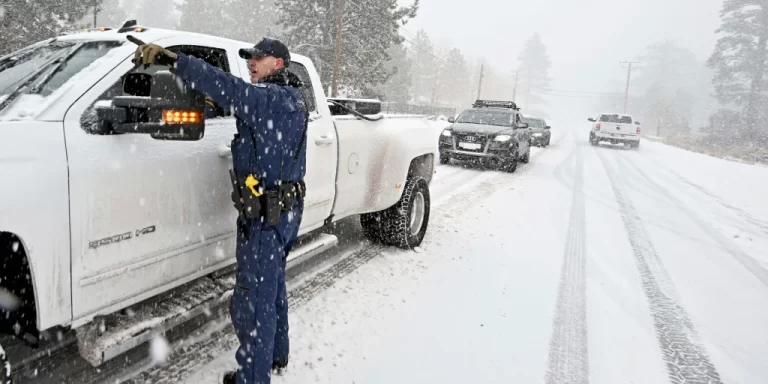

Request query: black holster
[{"left": 230, "top": 171, "right": 304, "bottom": 228}]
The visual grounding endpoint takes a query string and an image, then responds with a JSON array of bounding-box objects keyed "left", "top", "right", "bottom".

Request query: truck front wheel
[{"left": 360, "top": 176, "right": 431, "bottom": 249}]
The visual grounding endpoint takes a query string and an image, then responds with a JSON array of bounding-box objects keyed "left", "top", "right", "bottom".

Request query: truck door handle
[
  {"left": 218, "top": 144, "right": 232, "bottom": 157},
  {"left": 315, "top": 135, "right": 334, "bottom": 146}
]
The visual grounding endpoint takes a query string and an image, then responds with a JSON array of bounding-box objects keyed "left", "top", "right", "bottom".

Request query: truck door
[
  {"left": 234, "top": 53, "right": 337, "bottom": 233},
  {"left": 63, "top": 39, "right": 241, "bottom": 320}
]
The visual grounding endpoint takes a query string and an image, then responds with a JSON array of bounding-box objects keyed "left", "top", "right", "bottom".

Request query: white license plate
[{"left": 459, "top": 142, "right": 482, "bottom": 150}]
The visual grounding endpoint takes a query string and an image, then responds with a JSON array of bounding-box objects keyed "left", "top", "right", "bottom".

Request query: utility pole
[
  {"left": 512, "top": 70, "right": 519, "bottom": 103},
  {"left": 331, "top": 0, "right": 346, "bottom": 98},
  {"left": 476, "top": 65, "right": 484, "bottom": 100},
  {"left": 620, "top": 61, "right": 641, "bottom": 114}
]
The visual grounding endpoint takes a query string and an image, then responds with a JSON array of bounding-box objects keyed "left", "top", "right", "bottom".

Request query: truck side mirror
[
  {"left": 516, "top": 122, "right": 529, "bottom": 129},
  {"left": 635, "top": 121, "right": 641, "bottom": 125},
  {"left": 95, "top": 70, "right": 207, "bottom": 141},
  {"left": 588, "top": 118, "right": 596, "bottom": 122},
  {"left": 545, "top": 125, "right": 551, "bottom": 129},
  {"left": 448, "top": 116, "right": 455, "bottom": 123}
]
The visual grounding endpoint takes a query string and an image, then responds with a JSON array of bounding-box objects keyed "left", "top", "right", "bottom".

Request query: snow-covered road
[{"left": 133, "top": 127, "right": 768, "bottom": 384}]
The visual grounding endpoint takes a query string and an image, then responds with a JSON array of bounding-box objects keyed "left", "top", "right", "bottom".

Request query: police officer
[{"left": 130, "top": 37, "right": 307, "bottom": 384}]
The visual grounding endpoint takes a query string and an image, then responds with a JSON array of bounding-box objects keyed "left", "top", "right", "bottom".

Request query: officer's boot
[
  {"left": 272, "top": 358, "right": 289, "bottom": 375},
  {"left": 222, "top": 370, "right": 236, "bottom": 384}
]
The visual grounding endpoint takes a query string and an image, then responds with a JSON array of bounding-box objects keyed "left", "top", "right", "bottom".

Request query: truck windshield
[
  {"left": 0, "top": 40, "right": 121, "bottom": 100},
  {"left": 599, "top": 114, "right": 633, "bottom": 124},
  {"left": 456, "top": 110, "right": 513, "bottom": 127}
]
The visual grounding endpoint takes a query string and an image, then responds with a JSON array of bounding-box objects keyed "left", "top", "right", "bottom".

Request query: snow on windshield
[{"left": 0, "top": 41, "right": 124, "bottom": 121}]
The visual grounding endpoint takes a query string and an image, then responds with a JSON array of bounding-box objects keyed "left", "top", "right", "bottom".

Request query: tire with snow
[
  {"left": 589, "top": 133, "right": 598, "bottom": 146},
  {"left": 439, "top": 153, "right": 450, "bottom": 164},
  {"left": 0, "top": 339, "right": 11, "bottom": 384},
  {"left": 500, "top": 146, "right": 518, "bottom": 173},
  {"left": 520, "top": 146, "right": 531, "bottom": 163},
  {"left": 361, "top": 176, "right": 430, "bottom": 249}
]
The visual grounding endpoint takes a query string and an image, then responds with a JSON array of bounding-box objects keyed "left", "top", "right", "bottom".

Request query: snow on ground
[{"left": 180, "top": 127, "right": 768, "bottom": 384}]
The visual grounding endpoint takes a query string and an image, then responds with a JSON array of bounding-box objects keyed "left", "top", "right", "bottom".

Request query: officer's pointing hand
[{"left": 127, "top": 35, "right": 178, "bottom": 69}]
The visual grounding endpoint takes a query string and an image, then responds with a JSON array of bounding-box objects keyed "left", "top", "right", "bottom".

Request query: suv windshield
[
  {"left": 599, "top": 114, "right": 633, "bottom": 124},
  {"left": 0, "top": 40, "right": 122, "bottom": 100},
  {"left": 456, "top": 109, "right": 513, "bottom": 127}
]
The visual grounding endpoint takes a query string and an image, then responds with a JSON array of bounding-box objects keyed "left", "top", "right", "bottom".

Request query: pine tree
[
  {"left": 707, "top": 0, "right": 768, "bottom": 141},
  {"left": 136, "top": 0, "right": 176, "bottom": 29},
  {"left": 517, "top": 33, "right": 551, "bottom": 110},
  {"left": 433, "top": 48, "right": 469, "bottom": 107},
  {"left": 95, "top": 0, "right": 127, "bottom": 27},
  {"left": 0, "top": 0, "right": 99, "bottom": 55},
  {"left": 227, "top": 0, "right": 280, "bottom": 42},
  {"left": 276, "top": 0, "right": 419, "bottom": 96},
  {"left": 376, "top": 43, "right": 412, "bottom": 103},
  {"left": 177, "top": 0, "right": 234, "bottom": 36},
  {"left": 636, "top": 40, "right": 708, "bottom": 136},
  {"left": 409, "top": 29, "right": 437, "bottom": 104}
]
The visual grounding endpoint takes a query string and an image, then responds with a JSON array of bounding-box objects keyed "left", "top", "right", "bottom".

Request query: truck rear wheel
[{"left": 360, "top": 176, "right": 431, "bottom": 249}]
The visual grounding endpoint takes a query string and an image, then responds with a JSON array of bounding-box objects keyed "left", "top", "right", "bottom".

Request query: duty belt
[{"left": 229, "top": 170, "right": 305, "bottom": 226}]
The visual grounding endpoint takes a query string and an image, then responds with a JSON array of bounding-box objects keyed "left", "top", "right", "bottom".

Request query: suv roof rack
[{"left": 473, "top": 99, "right": 519, "bottom": 110}]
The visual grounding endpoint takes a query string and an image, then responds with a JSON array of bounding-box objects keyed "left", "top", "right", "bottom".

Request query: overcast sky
[{"left": 398, "top": 0, "right": 724, "bottom": 121}]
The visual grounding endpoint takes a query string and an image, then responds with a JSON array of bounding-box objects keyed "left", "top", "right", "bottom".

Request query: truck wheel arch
[
  {"left": 0, "top": 232, "right": 40, "bottom": 347},
  {"left": 407, "top": 153, "right": 435, "bottom": 185}
]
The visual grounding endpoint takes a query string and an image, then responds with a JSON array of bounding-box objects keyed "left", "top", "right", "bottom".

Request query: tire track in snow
[
  {"left": 634, "top": 152, "right": 768, "bottom": 236},
  {"left": 545, "top": 145, "right": 589, "bottom": 384},
  {"left": 617, "top": 154, "right": 768, "bottom": 290},
  {"left": 597, "top": 150, "right": 723, "bottom": 384}
]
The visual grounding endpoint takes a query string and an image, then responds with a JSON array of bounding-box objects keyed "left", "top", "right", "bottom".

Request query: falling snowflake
[
  {"left": 11, "top": 242, "right": 19, "bottom": 253},
  {"left": 139, "top": 197, "right": 146, "bottom": 207},
  {"left": 0, "top": 288, "right": 20, "bottom": 312},
  {"left": 267, "top": 120, "right": 274, "bottom": 129},
  {"left": 150, "top": 334, "right": 170, "bottom": 364},
  {"left": 277, "top": 131, "right": 283, "bottom": 141},
  {"left": 0, "top": 7, "right": 5, "bottom": 20}
]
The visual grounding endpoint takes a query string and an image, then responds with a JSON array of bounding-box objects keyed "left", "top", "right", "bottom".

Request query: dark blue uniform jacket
[{"left": 174, "top": 53, "right": 308, "bottom": 191}]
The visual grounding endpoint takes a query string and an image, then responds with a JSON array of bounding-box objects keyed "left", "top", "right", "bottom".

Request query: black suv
[{"left": 438, "top": 100, "right": 532, "bottom": 173}]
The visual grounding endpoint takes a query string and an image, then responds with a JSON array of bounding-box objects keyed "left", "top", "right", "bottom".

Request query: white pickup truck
[
  {"left": 588, "top": 112, "right": 641, "bottom": 148},
  {"left": 0, "top": 24, "right": 437, "bottom": 367}
]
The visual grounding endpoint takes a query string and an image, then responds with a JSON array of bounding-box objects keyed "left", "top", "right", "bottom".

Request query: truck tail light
[
  {"left": 636, "top": 126, "right": 641, "bottom": 134},
  {"left": 164, "top": 110, "right": 201, "bottom": 124},
  {"left": 596, "top": 123, "right": 601, "bottom": 131}
]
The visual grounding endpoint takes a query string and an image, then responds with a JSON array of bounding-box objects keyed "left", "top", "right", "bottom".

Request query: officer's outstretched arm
[{"left": 173, "top": 53, "right": 269, "bottom": 121}]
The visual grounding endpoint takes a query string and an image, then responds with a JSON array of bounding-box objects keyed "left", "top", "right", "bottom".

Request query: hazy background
[
  {"left": 400, "top": 0, "right": 723, "bottom": 124},
  {"left": 2, "top": 0, "right": 763, "bottom": 144}
]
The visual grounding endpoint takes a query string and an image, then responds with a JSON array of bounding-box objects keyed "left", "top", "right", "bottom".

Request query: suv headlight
[
  {"left": 494, "top": 135, "right": 512, "bottom": 142},
  {"left": 441, "top": 130, "right": 452, "bottom": 137}
]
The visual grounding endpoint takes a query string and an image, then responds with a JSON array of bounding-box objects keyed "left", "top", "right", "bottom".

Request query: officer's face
[{"left": 248, "top": 56, "right": 284, "bottom": 82}]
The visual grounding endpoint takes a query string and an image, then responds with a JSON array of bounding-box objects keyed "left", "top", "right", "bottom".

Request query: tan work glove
[{"left": 127, "top": 35, "right": 178, "bottom": 69}]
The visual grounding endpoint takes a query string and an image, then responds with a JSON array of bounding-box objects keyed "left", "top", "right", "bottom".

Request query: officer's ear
[{"left": 275, "top": 58, "right": 285, "bottom": 70}]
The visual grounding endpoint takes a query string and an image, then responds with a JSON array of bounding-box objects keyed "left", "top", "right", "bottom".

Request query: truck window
[
  {"left": 80, "top": 45, "right": 234, "bottom": 134},
  {"left": 599, "top": 114, "right": 633, "bottom": 124},
  {"left": 287, "top": 62, "right": 317, "bottom": 113}
]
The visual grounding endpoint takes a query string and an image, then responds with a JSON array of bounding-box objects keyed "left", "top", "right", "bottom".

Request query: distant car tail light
[
  {"left": 164, "top": 110, "right": 201, "bottom": 124},
  {"left": 596, "top": 123, "right": 601, "bottom": 131}
]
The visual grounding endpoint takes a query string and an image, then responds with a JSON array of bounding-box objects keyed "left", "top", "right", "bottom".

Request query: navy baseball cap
[{"left": 239, "top": 37, "right": 291, "bottom": 66}]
